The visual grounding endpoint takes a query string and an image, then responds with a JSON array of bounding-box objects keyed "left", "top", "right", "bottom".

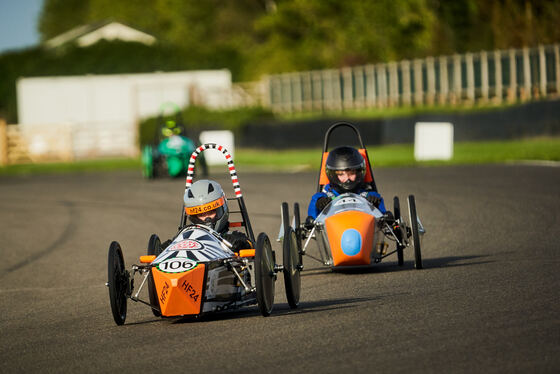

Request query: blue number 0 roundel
[{"left": 340, "top": 229, "right": 362, "bottom": 256}]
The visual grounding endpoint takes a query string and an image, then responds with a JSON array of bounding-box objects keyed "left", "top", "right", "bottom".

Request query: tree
[
  {"left": 33, "top": 0, "right": 560, "bottom": 80},
  {"left": 245, "top": 0, "right": 436, "bottom": 77},
  {"left": 430, "top": 0, "right": 560, "bottom": 54},
  {"left": 39, "top": 0, "right": 91, "bottom": 40}
]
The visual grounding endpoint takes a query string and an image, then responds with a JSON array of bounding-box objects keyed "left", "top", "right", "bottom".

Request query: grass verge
[
  {"left": 1, "top": 137, "right": 559, "bottom": 176},
  {"left": 0, "top": 158, "right": 141, "bottom": 176},
  {"left": 235, "top": 137, "right": 560, "bottom": 170}
]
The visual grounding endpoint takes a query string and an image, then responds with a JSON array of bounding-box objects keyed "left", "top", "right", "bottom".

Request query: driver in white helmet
[{"left": 184, "top": 179, "right": 252, "bottom": 252}]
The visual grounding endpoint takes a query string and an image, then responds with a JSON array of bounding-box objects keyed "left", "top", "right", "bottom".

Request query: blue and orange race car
[{"left": 280, "top": 122, "right": 425, "bottom": 271}]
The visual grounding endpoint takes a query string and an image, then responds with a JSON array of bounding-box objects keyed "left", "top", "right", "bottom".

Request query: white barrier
[
  {"left": 414, "top": 122, "right": 454, "bottom": 161},
  {"left": 198, "top": 131, "right": 235, "bottom": 165}
]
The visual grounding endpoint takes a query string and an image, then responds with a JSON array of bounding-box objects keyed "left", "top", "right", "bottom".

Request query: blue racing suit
[{"left": 307, "top": 184, "right": 386, "bottom": 219}]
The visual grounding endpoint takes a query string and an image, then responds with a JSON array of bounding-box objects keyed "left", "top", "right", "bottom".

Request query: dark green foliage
[
  {"left": 138, "top": 106, "right": 274, "bottom": 147},
  {"left": 39, "top": 0, "right": 91, "bottom": 40},
  {"left": 430, "top": 0, "right": 560, "bottom": 53}
]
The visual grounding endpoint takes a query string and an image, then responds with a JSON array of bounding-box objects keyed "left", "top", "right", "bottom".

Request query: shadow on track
[
  {"left": 119, "top": 294, "right": 389, "bottom": 326},
  {"left": 422, "top": 254, "right": 495, "bottom": 268},
  {"left": 173, "top": 295, "right": 387, "bottom": 324},
  {"left": 298, "top": 254, "right": 495, "bottom": 277}
]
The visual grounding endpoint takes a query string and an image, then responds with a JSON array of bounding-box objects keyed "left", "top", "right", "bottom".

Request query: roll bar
[
  {"left": 179, "top": 143, "right": 255, "bottom": 243},
  {"left": 317, "top": 122, "right": 378, "bottom": 193}
]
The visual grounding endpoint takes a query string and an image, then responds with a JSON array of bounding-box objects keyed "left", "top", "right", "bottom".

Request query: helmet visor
[{"left": 326, "top": 167, "right": 365, "bottom": 191}]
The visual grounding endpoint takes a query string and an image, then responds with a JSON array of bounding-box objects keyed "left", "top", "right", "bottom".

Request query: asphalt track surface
[{"left": 0, "top": 164, "right": 558, "bottom": 373}]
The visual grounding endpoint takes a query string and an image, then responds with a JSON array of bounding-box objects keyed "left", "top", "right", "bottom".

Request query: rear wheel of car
[
  {"left": 283, "top": 227, "right": 301, "bottom": 309},
  {"left": 408, "top": 195, "right": 423, "bottom": 270},
  {"left": 393, "top": 196, "right": 404, "bottom": 266},
  {"left": 282, "top": 203, "right": 301, "bottom": 308},
  {"left": 147, "top": 234, "right": 162, "bottom": 317},
  {"left": 141, "top": 146, "right": 154, "bottom": 179},
  {"left": 293, "top": 202, "right": 304, "bottom": 265},
  {"left": 255, "top": 232, "right": 275, "bottom": 316},
  {"left": 108, "top": 241, "right": 128, "bottom": 326}
]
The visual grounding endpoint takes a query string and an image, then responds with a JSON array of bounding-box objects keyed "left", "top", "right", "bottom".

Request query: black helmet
[{"left": 325, "top": 146, "right": 366, "bottom": 192}]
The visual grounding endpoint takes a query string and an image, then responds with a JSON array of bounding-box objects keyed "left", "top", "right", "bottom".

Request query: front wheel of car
[
  {"left": 147, "top": 234, "right": 162, "bottom": 317},
  {"left": 408, "top": 195, "right": 423, "bottom": 270},
  {"left": 255, "top": 232, "right": 275, "bottom": 316},
  {"left": 108, "top": 241, "right": 128, "bottom": 325}
]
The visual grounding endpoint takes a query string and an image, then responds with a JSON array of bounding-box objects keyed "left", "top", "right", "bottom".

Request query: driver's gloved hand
[
  {"left": 366, "top": 195, "right": 381, "bottom": 207},
  {"left": 223, "top": 231, "right": 251, "bottom": 252},
  {"left": 384, "top": 211, "right": 394, "bottom": 221},
  {"left": 315, "top": 196, "right": 331, "bottom": 212},
  {"left": 304, "top": 216, "right": 315, "bottom": 230}
]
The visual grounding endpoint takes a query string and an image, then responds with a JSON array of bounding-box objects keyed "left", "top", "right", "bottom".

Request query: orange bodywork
[
  {"left": 151, "top": 264, "right": 206, "bottom": 317},
  {"left": 139, "top": 255, "right": 156, "bottom": 263},
  {"left": 325, "top": 210, "right": 375, "bottom": 266},
  {"left": 238, "top": 249, "right": 255, "bottom": 258}
]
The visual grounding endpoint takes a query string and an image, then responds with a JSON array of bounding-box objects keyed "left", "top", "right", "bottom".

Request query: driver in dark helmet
[
  {"left": 307, "top": 146, "right": 386, "bottom": 219},
  {"left": 184, "top": 179, "right": 252, "bottom": 252}
]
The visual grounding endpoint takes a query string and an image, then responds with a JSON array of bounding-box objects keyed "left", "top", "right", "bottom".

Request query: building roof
[{"left": 44, "top": 21, "right": 157, "bottom": 49}]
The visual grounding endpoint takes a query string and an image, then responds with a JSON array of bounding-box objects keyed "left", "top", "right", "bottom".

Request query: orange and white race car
[
  {"left": 280, "top": 122, "right": 425, "bottom": 271},
  {"left": 107, "top": 144, "right": 301, "bottom": 326}
]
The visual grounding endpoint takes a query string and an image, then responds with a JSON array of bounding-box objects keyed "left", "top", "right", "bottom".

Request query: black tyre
[
  {"left": 153, "top": 155, "right": 164, "bottom": 178},
  {"left": 408, "top": 195, "right": 423, "bottom": 270},
  {"left": 147, "top": 234, "right": 162, "bottom": 317},
  {"left": 393, "top": 196, "right": 404, "bottom": 266},
  {"left": 281, "top": 202, "right": 290, "bottom": 235},
  {"left": 141, "top": 146, "right": 154, "bottom": 179},
  {"left": 108, "top": 241, "right": 128, "bottom": 326},
  {"left": 283, "top": 226, "right": 301, "bottom": 308},
  {"left": 293, "top": 202, "right": 303, "bottom": 265},
  {"left": 255, "top": 233, "right": 275, "bottom": 316}
]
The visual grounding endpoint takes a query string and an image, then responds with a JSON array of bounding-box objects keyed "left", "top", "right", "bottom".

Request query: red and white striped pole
[
  {"left": 181, "top": 143, "right": 254, "bottom": 242},
  {"left": 186, "top": 143, "right": 242, "bottom": 197}
]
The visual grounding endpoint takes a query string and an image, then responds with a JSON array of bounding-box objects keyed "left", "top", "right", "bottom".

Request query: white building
[{"left": 16, "top": 70, "right": 232, "bottom": 159}]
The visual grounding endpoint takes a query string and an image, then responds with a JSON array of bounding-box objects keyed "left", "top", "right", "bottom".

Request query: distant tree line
[
  {"left": 38, "top": 0, "right": 560, "bottom": 78},
  {"left": 0, "top": 0, "right": 558, "bottom": 122}
]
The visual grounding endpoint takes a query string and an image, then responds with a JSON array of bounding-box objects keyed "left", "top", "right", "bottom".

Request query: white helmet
[{"left": 184, "top": 180, "right": 229, "bottom": 233}]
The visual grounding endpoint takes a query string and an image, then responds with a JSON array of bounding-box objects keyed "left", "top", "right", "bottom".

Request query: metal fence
[{"left": 263, "top": 44, "right": 560, "bottom": 114}]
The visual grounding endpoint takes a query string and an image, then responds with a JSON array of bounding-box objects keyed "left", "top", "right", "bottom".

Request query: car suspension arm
[{"left": 225, "top": 260, "right": 253, "bottom": 293}]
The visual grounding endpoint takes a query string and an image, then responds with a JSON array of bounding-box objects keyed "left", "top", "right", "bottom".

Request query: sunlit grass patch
[{"left": 1, "top": 137, "right": 559, "bottom": 176}]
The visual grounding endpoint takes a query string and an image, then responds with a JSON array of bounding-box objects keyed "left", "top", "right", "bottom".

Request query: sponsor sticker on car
[
  {"left": 185, "top": 197, "right": 225, "bottom": 215},
  {"left": 168, "top": 239, "right": 204, "bottom": 251},
  {"left": 334, "top": 197, "right": 358, "bottom": 206},
  {"left": 157, "top": 257, "right": 198, "bottom": 273}
]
